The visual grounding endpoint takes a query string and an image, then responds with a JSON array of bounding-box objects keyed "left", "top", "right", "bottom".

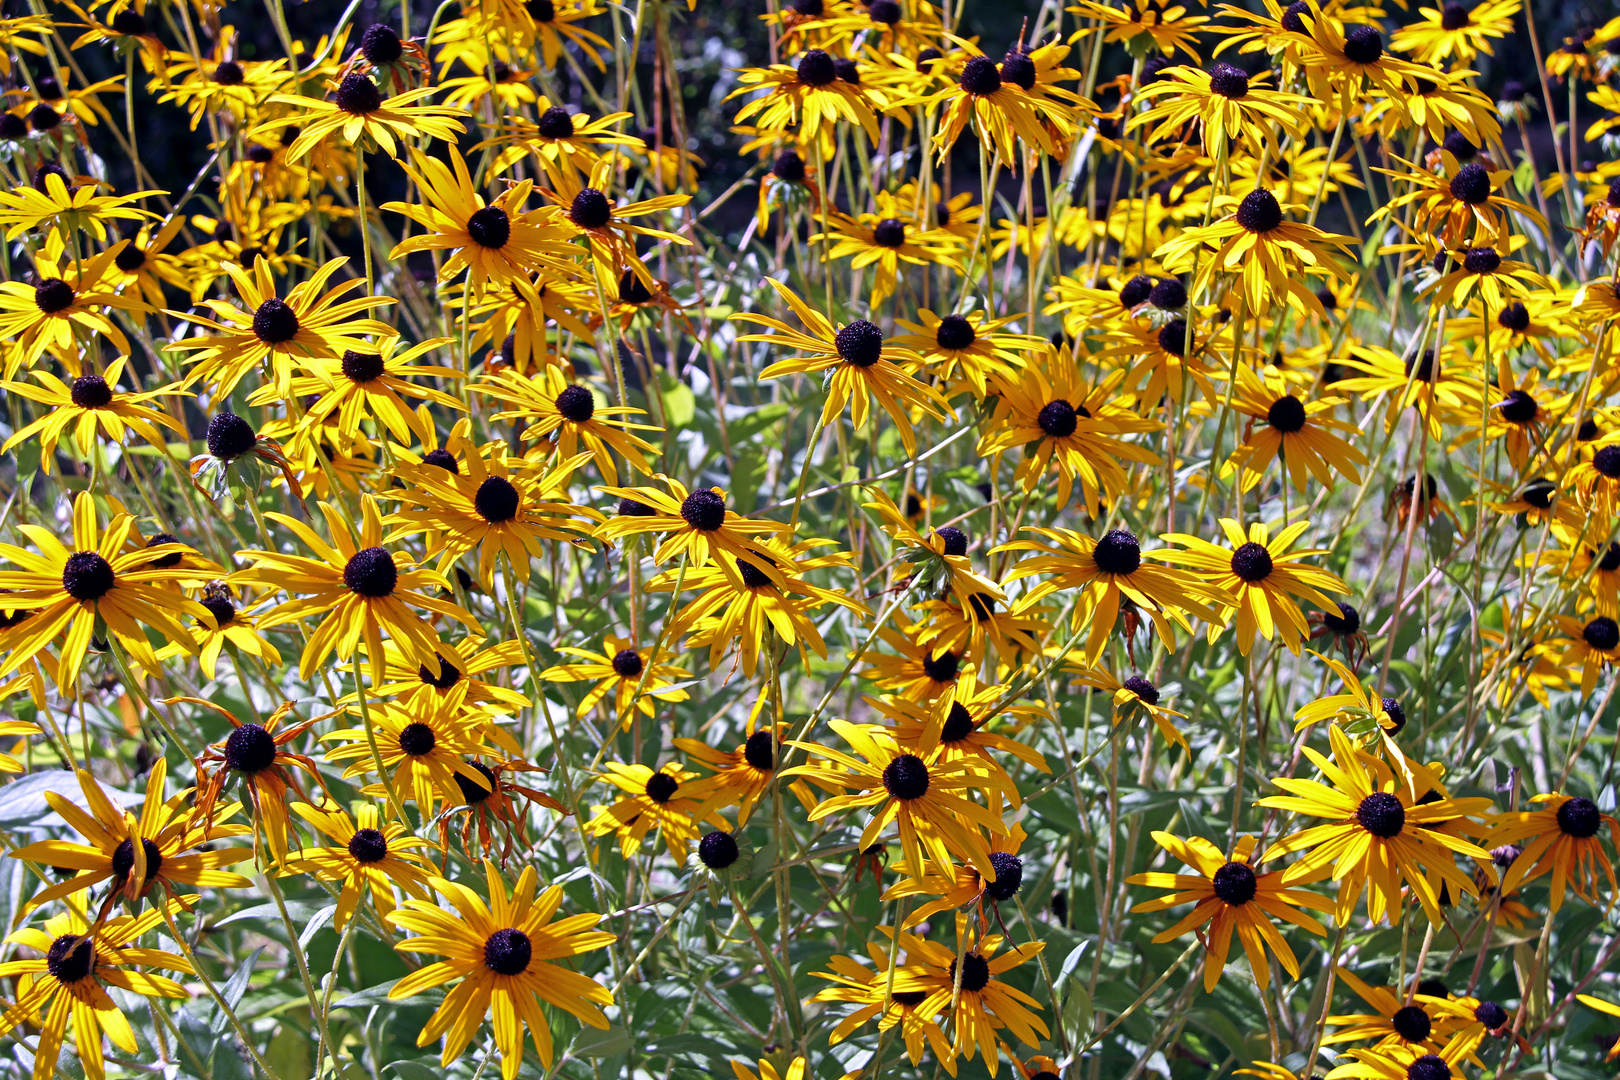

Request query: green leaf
[
  {"left": 388, "top": 1060, "right": 446, "bottom": 1080},
  {"left": 572, "top": 1024, "right": 633, "bottom": 1058},
  {"left": 332, "top": 979, "right": 405, "bottom": 1009},
  {"left": 660, "top": 372, "right": 696, "bottom": 428},
  {"left": 211, "top": 946, "right": 264, "bottom": 1034},
  {"left": 1060, "top": 975, "right": 1094, "bottom": 1042}
]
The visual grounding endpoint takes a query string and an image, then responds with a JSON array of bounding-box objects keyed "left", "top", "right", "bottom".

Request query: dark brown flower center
[
  {"left": 347, "top": 827, "right": 388, "bottom": 863},
  {"left": 223, "top": 723, "right": 277, "bottom": 774},
  {"left": 62, "top": 551, "right": 116, "bottom": 601},
  {"left": 881, "top": 753, "right": 929, "bottom": 799},
  {"left": 483, "top": 928, "right": 532, "bottom": 975},
  {"left": 343, "top": 547, "right": 397, "bottom": 597},
  {"left": 1211, "top": 861, "right": 1257, "bottom": 904},
  {"left": 1356, "top": 791, "right": 1406, "bottom": 837}
]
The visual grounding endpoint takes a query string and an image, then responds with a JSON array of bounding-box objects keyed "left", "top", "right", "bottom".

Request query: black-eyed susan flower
[
  {"left": 186, "top": 698, "right": 329, "bottom": 865},
  {"left": 585, "top": 761, "right": 718, "bottom": 858},
  {"left": 1156, "top": 185, "right": 1356, "bottom": 316},
  {"left": 651, "top": 537, "right": 861, "bottom": 678},
  {"left": 997, "top": 526, "right": 1232, "bottom": 662},
  {"left": 249, "top": 335, "right": 464, "bottom": 445},
  {"left": 928, "top": 46, "right": 1058, "bottom": 161},
  {"left": 0, "top": 892, "right": 193, "bottom": 1080},
  {"left": 155, "top": 581, "right": 283, "bottom": 677},
  {"left": 387, "top": 862, "right": 616, "bottom": 1076},
  {"left": 0, "top": 238, "right": 140, "bottom": 377},
  {"left": 1223, "top": 364, "right": 1367, "bottom": 491},
  {"left": 882, "top": 821, "right": 1029, "bottom": 928},
  {"left": 979, "top": 363, "right": 1161, "bottom": 513},
  {"left": 9, "top": 758, "right": 251, "bottom": 913},
  {"left": 865, "top": 617, "right": 973, "bottom": 703},
  {"left": 733, "top": 277, "right": 950, "bottom": 456},
  {"left": 1324, "top": 1037, "right": 1477, "bottom": 1080},
  {"left": 864, "top": 490, "right": 1004, "bottom": 615},
  {"left": 441, "top": 756, "right": 566, "bottom": 863},
  {"left": 388, "top": 441, "right": 601, "bottom": 588},
  {"left": 593, "top": 476, "right": 793, "bottom": 585},
  {"left": 783, "top": 719, "right": 1011, "bottom": 884},
  {"left": 0, "top": 358, "right": 187, "bottom": 468},
  {"left": 322, "top": 694, "right": 503, "bottom": 817},
  {"left": 386, "top": 146, "right": 579, "bottom": 297},
  {"left": 166, "top": 256, "right": 396, "bottom": 399},
  {"left": 540, "top": 159, "right": 691, "bottom": 290},
  {"left": 676, "top": 705, "right": 817, "bottom": 826},
  {"left": 813, "top": 211, "right": 963, "bottom": 308},
  {"left": 1390, "top": 0, "right": 1519, "bottom": 63},
  {"left": 1130, "top": 62, "right": 1311, "bottom": 170},
  {"left": 1284, "top": 11, "right": 1430, "bottom": 114},
  {"left": 1325, "top": 968, "right": 1478, "bottom": 1054},
  {"left": 868, "top": 667, "right": 1049, "bottom": 784},
  {"left": 263, "top": 72, "right": 466, "bottom": 161},
  {"left": 540, "top": 634, "right": 690, "bottom": 725},
  {"left": 281, "top": 800, "right": 436, "bottom": 930},
  {"left": 1067, "top": 664, "right": 1191, "bottom": 749},
  {"left": 888, "top": 925, "right": 1048, "bottom": 1074},
  {"left": 0, "top": 491, "right": 208, "bottom": 691},
  {"left": 1127, "top": 832, "right": 1332, "bottom": 992},
  {"left": 0, "top": 169, "right": 158, "bottom": 242},
  {"left": 345, "top": 633, "right": 530, "bottom": 713},
  {"left": 1484, "top": 792, "right": 1615, "bottom": 911},
  {"left": 729, "top": 48, "right": 882, "bottom": 145},
  {"left": 1259, "top": 725, "right": 1492, "bottom": 923},
  {"left": 1068, "top": 0, "right": 1209, "bottom": 60},
  {"left": 891, "top": 307, "right": 1043, "bottom": 400},
  {"left": 1159, "top": 518, "right": 1351, "bottom": 656},
  {"left": 232, "top": 496, "right": 477, "bottom": 683},
  {"left": 810, "top": 934, "right": 956, "bottom": 1071},
  {"left": 476, "top": 365, "right": 661, "bottom": 485}
]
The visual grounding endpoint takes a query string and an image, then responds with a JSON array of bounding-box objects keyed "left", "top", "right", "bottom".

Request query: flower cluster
[{"left": 0, "top": 0, "right": 1618, "bottom": 1079}]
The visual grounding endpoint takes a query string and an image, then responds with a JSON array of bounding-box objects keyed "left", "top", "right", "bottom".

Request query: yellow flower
[
  {"left": 1258, "top": 725, "right": 1492, "bottom": 924},
  {"left": 281, "top": 800, "right": 437, "bottom": 930},
  {"left": 1127, "top": 833, "right": 1332, "bottom": 992},
  {"left": 1159, "top": 518, "right": 1351, "bottom": 656},
  {"left": 388, "top": 862, "right": 616, "bottom": 1077},
  {"left": 732, "top": 277, "right": 951, "bottom": 456},
  {"left": 0, "top": 893, "right": 194, "bottom": 1080}
]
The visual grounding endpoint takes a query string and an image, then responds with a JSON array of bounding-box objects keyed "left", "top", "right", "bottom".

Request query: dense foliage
[{"left": 0, "top": 2, "right": 1617, "bottom": 1080}]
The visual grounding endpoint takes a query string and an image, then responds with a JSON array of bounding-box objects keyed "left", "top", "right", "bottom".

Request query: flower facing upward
[
  {"left": 1260, "top": 726, "right": 1492, "bottom": 924},
  {"left": 732, "top": 277, "right": 951, "bottom": 456},
  {"left": 1128, "top": 832, "right": 1333, "bottom": 991},
  {"left": 0, "top": 894, "right": 194, "bottom": 1080},
  {"left": 784, "top": 719, "right": 1012, "bottom": 884},
  {"left": 593, "top": 476, "right": 794, "bottom": 588},
  {"left": 388, "top": 862, "right": 616, "bottom": 1077},
  {"left": 1155, "top": 186, "right": 1356, "bottom": 317},
  {"left": 388, "top": 440, "right": 601, "bottom": 589},
  {"left": 231, "top": 496, "right": 478, "bottom": 684},
  {"left": 0, "top": 491, "right": 208, "bottom": 690}
]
